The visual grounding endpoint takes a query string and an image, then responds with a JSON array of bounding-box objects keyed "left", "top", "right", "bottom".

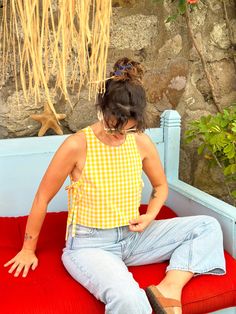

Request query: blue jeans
[{"left": 61, "top": 215, "right": 226, "bottom": 314}]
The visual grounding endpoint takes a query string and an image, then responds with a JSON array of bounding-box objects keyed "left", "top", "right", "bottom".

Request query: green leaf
[
  {"left": 184, "top": 135, "right": 195, "bottom": 144},
  {"left": 184, "top": 129, "right": 195, "bottom": 136},
  {"left": 223, "top": 109, "right": 229, "bottom": 116},
  {"left": 224, "top": 165, "right": 232, "bottom": 176},
  {"left": 210, "top": 136, "right": 217, "bottom": 145},
  {"left": 165, "top": 14, "right": 179, "bottom": 23},
  {"left": 227, "top": 134, "right": 234, "bottom": 140},
  {"left": 178, "top": 0, "right": 187, "bottom": 14},
  {"left": 231, "top": 164, "right": 236, "bottom": 174},
  {"left": 210, "top": 125, "right": 221, "bottom": 132},
  {"left": 199, "top": 124, "right": 208, "bottom": 132},
  {"left": 231, "top": 190, "right": 236, "bottom": 198},
  {"left": 224, "top": 144, "right": 234, "bottom": 153},
  {"left": 228, "top": 150, "right": 235, "bottom": 159},
  {"left": 220, "top": 120, "right": 228, "bottom": 128},
  {"left": 198, "top": 143, "right": 205, "bottom": 155}
]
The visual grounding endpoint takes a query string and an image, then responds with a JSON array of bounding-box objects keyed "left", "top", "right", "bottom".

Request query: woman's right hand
[{"left": 3, "top": 248, "right": 38, "bottom": 278}]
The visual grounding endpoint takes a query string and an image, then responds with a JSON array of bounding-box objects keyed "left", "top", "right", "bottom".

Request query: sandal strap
[
  {"left": 148, "top": 285, "right": 182, "bottom": 308},
  {"left": 158, "top": 297, "right": 182, "bottom": 308}
]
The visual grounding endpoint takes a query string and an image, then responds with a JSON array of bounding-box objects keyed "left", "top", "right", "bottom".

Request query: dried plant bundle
[{"left": 0, "top": 0, "right": 112, "bottom": 124}]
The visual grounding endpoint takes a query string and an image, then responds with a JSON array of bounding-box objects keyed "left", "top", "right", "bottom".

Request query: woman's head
[{"left": 95, "top": 57, "right": 147, "bottom": 133}]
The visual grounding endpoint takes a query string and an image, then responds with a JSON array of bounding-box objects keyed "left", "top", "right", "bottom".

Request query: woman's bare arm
[
  {"left": 128, "top": 133, "right": 168, "bottom": 232},
  {"left": 22, "top": 134, "right": 80, "bottom": 252},
  {"left": 140, "top": 133, "right": 169, "bottom": 219}
]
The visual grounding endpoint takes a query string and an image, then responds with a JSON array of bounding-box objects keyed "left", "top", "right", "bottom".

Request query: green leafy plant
[
  {"left": 152, "top": 0, "right": 199, "bottom": 23},
  {"left": 166, "top": 0, "right": 199, "bottom": 23},
  {"left": 184, "top": 105, "right": 236, "bottom": 203}
]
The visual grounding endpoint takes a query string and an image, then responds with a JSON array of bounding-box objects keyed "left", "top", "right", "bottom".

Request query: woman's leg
[
  {"left": 123, "top": 214, "right": 226, "bottom": 272},
  {"left": 122, "top": 215, "right": 226, "bottom": 313},
  {"left": 154, "top": 270, "right": 194, "bottom": 313},
  {"left": 61, "top": 228, "right": 152, "bottom": 314}
]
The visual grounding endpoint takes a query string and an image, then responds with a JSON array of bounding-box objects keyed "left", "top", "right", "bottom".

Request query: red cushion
[{"left": 0, "top": 204, "right": 235, "bottom": 314}]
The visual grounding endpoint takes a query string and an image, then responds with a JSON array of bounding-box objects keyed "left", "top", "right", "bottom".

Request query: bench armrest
[{"left": 165, "top": 178, "right": 236, "bottom": 259}]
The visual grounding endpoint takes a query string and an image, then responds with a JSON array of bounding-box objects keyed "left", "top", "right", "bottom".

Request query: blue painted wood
[
  {"left": 0, "top": 134, "right": 67, "bottom": 156},
  {"left": 160, "top": 110, "right": 181, "bottom": 181},
  {"left": 166, "top": 179, "right": 236, "bottom": 259},
  {"left": 144, "top": 127, "right": 164, "bottom": 144},
  {"left": 210, "top": 307, "right": 236, "bottom": 314},
  {"left": 0, "top": 135, "right": 71, "bottom": 216}
]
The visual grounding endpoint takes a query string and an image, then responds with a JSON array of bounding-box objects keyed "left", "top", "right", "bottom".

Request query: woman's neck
[{"left": 90, "top": 122, "right": 127, "bottom": 146}]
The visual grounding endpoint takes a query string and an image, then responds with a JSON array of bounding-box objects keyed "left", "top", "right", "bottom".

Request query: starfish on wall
[{"left": 30, "top": 102, "right": 66, "bottom": 136}]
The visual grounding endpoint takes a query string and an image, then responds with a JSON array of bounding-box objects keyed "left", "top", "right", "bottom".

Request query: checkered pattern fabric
[{"left": 65, "top": 126, "right": 144, "bottom": 240}]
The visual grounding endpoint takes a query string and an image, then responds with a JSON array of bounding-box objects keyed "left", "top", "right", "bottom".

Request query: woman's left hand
[{"left": 128, "top": 214, "right": 154, "bottom": 233}]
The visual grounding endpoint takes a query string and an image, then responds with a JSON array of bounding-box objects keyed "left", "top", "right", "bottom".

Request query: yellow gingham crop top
[{"left": 64, "top": 125, "right": 144, "bottom": 240}]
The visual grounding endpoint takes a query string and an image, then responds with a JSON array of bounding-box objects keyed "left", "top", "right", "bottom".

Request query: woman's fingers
[
  {"left": 8, "top": 261, "right": 19, "bottom": 274},
  {"left": 129, "top": 223, "right": 144, "bottom": 232},
  {"left": 3, "top": 258, "right": 15, "bottom": 267},
  {"left": 31, "top": 259, "right": 38, "bottom": 270},
  {"left": 13, "top": 263, "right": 25, "bottom": 277},
  {"left": 129, "top": 218, "right": 140, "bottom": 224},
  {"left": 22, "top": 265, "right": 31, "bottom": 277},
  {"left": 4, "top": 249, "right": 38, "bottom": 278}
]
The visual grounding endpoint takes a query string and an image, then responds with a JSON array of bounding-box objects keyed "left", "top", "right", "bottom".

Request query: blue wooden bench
[{"left": 0, "top": 109, "right": 235, "bottom": 314}]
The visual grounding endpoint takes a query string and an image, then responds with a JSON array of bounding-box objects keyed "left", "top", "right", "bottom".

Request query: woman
[{"left": 4, "top": 57, "right": 226, "bottom": 314}]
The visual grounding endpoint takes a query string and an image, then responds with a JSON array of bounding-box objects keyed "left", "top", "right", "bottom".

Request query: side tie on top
[{"left": 65, "top": 175, "right": 83, "bottom": 240}]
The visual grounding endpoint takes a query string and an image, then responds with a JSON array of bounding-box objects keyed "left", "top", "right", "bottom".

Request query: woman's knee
[
  {"left": 195, "top": 215, "right": 223, "bottom": 240},
  {"left": 200, "top": 215, "right": 222, "bottom": 230}
]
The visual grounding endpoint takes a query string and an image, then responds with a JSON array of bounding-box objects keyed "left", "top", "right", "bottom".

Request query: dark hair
[{"left": 95, "top": 57, "right": 147, "bottom": 132}]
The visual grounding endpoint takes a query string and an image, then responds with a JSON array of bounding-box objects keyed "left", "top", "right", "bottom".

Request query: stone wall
[{"left": 0, "top": 0, "right": 236, "bottom": 205}]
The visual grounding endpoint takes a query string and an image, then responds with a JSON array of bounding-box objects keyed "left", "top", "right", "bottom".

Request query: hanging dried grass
[{"left": 0, "top": 0, "right": 112, "bottom": 124}]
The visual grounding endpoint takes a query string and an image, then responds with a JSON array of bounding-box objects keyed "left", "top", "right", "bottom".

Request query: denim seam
[
  {"left": 187, "top": 232, "right": 194, "bottom": 270},
  {"left": 69, "top": 236, "right": 74, "bottom": 250}
]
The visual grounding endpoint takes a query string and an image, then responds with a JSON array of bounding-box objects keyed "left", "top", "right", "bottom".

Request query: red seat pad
[{"left": 0, "top": 205, "right": 235, "bottom": 314}]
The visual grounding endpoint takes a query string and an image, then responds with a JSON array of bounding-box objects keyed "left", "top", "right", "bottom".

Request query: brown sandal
[{"left": 145, "top": 285, "right": 182, "bottom": 314}]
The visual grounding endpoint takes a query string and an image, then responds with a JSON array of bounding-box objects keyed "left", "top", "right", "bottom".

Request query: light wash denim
[{"left": 61, "top": 215, "right": 226, "bottom": 314}]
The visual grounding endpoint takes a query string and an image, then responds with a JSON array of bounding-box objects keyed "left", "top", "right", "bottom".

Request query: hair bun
[{"left": 110, "top": 57, "right": 144, "bottom": 85}]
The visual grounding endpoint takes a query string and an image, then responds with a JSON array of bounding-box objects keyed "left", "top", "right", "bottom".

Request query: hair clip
[
  {"left": 114, "top": 64, "right": 132, "bottom": 76},
  {"left": 118, "top": 64, "right": 132, "bottom": 70},
  {"left": 114, "top": 70, "right": 123, "bottom": 76}
]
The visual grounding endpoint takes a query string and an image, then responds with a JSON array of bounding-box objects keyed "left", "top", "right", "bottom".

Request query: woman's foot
[
  {"left": 155, "top": 283, "right": 182, "bottom": 314},
  {"left": 145, "top": 284, "right": 182, "bottom": 314}
]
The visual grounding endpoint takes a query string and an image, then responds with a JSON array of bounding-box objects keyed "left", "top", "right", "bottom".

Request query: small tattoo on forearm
[
  {"left": 24, "top": 233, "right": 33, "bottom": 241},
  {"left": 150, "top": 188, "right": 158, "bottom": 200}
]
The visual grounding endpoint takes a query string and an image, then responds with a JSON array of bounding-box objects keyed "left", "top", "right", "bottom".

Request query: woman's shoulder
[
  {"left": 63, "top": 128, "right": 87, "bottom": 152},
  {"left": 134, "top": 132, "right": 156, "bottom": 161},
  {"left": 134, "top": 131, "right": 153, "bottom": 147}
]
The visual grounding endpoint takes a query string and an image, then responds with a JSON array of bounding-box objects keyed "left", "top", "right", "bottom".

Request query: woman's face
[{"left": 102, "top": 114, "right": 138, "bottom": 140}]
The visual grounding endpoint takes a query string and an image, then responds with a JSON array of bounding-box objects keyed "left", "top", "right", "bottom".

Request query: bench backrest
[{"left": 0, "top": 110, "right": 181, "bottom": 216}]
